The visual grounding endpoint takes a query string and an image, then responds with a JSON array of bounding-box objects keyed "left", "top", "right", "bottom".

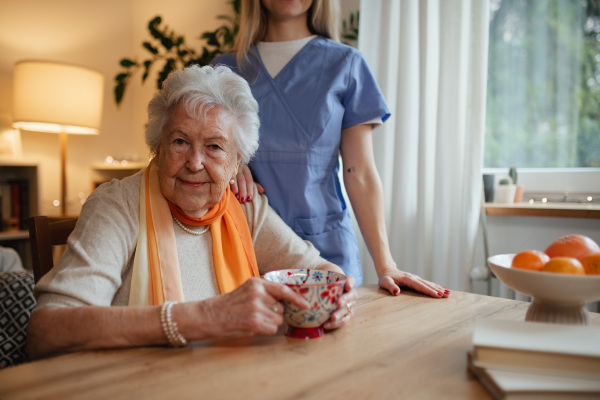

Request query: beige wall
[
  {"left": 0, "top": 0, "right": 230, "bottom": 215},
  {"left": 0, "top": 0, "right": 360, "bottom": 216}
]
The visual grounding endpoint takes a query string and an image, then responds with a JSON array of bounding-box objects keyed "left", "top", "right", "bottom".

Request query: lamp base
[{"left": 59, "top": 131, "right": 67, "bottom": 216}]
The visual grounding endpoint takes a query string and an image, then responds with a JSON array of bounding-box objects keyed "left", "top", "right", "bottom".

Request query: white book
[
  {"left": 471, "top": 319, "right": 600, "bottom": 378},
  {"left": 468, "top": 352, "right": 600, "bottom": 400}
]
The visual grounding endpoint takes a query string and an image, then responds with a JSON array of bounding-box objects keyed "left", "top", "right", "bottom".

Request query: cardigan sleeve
[{"left": 33, "top": 173, "right": 143, "bottom": 309}]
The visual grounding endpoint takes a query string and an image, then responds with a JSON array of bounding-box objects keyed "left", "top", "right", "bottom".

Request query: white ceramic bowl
[
  {"left": 263, "top": 269, "right": 347, "bottom": 338},
  {"left": 488, "top": 254, "right": 600, "bottom": 325}
]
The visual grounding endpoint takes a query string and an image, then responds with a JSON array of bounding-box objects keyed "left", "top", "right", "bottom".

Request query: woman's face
[
  {"left": 261, "top": 0, "right": 313, "bottom": 23},
  {"left": 156, "top": 102, "right": 241, "bottom": 218}
]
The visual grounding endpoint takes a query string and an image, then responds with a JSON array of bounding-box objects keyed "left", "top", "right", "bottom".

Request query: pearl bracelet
[{"left": 160, "top": 301, "right": 188, "bottom": 347}]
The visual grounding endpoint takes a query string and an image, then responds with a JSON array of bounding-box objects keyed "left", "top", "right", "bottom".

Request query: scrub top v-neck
[{"left": 213, "top": 36, "right": 390, "bottom": 285}]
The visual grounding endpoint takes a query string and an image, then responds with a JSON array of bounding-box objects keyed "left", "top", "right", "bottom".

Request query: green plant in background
[
  {"left": 341, "top": 11, "right": 360, "bottom": 47},
  {"left": 114, "top": 0, "right": 241, "bottom": 105},
  {"left": 498, "top": 178, "right": 511, "bottom": 185},
  {"left": 114, "top": 2, "right": 360, "bottom": 105},
  {"left": 508, "top": 166, "right": 517, "bottom": 185}
]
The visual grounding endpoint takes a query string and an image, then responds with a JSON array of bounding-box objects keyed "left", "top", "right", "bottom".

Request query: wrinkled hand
[
  {"left": 200, "top": 278, "right": 309, "bottom": 337},
  {"left": 324, "top": 276, "right": 358, "bottom": 330},
  {"left": 378, "top": 269, "right": 450, "bottom": 298},
  {"left": 230, "top": 165, "right": 264, "bottom": 203}
]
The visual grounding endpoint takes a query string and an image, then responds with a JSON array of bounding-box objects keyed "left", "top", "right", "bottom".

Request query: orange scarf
[{"left": 129, "top": 160, "right": 259, "bottom": 306}]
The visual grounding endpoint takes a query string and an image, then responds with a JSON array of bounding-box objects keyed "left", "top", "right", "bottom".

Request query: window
[{"left": 484, "top": 0, "right": 600, "bottom": 169}]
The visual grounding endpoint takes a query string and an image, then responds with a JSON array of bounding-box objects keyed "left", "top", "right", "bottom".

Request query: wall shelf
[
  {"left": 0, "top": 230, "right": 29, "bottom": 241},
  {"left": 90, "top": 161, "right": 147, "bottom": 191},
  {"left": 91, "top": 161, "right": 147, "bottom": 171},
  {"left": 485, "top": 202, "right": 600, "bottom": 219}
]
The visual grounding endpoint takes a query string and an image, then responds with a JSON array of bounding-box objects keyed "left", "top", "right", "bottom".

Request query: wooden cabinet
[{"left": 0, "top": 159, "right": 40, "bottom": 269}]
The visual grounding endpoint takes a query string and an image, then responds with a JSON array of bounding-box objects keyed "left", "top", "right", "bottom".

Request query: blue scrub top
[{"left": 213, "top": 37, "right": 390, "bottom": 285}]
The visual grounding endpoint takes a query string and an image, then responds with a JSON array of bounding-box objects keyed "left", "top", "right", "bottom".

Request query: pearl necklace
[{"left": 173, "top": 216, "right": 209, "bottom": 236}]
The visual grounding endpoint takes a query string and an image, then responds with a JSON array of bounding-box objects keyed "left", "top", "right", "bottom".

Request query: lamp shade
[{"left": 12, "top": 61, "right": 104, "bottom": 135}]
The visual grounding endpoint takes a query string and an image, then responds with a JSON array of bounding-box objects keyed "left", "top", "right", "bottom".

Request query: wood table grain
[{"left": 1, "top": 286, "right": 598, "bottom": 400}]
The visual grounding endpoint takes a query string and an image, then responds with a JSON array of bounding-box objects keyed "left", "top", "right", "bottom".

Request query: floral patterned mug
[{"left": 263, "top": 269, "right": 347, "bottom": 339}]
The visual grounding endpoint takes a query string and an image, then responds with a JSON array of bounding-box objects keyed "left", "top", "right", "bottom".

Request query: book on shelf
[
  {"left": 467, "top": 351, "right": 600, "bottom": 400},
  {"left": 0, "top": 180, "right": 29, "bottom": 232},
  {"left": 471, "top": 319, "right": 600, "bottom": 379}
]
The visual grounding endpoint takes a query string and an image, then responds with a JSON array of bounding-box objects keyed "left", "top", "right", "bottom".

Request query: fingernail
[
  {"left": 393, "top": 289, "right": 399, "bottom": 295},
  {"left": 236, "top": 194, "right": 239, "bottom": 199},
  {"left": 246, "top": 196, "right": 251, "bottom": 202},
  {"left": 444, "top": 290, "right": 450, "bottom": 294},
  {"left": 437, "top": 292, "right": 442, "bottom": 296},
  {"left": 241, "top": 198, "right": 245, "bottom": 203}
]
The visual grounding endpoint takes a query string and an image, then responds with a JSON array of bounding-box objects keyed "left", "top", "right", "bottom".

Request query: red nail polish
[
  {"left": 444, "top": 290, "right": 450, "bottom": 294},
  {"left": 236, "top": 194, "right": 239, "bottom": 199},
  {"left": 393, "top": 289, "right": 399, "bottom": 295},
  {"left": 246, "top": 196, "right": 251, "bottom": 202},
  {"left": 437, "top": 292, "right": 442, "bottom": 296}
]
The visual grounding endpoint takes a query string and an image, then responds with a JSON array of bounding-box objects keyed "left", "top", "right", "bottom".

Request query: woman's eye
[
  {"left": 174, "top": 138, "right": 186, "bottom": 145},
  {"left": 209, "top": 144, "right": 222, "bottom": 150}
]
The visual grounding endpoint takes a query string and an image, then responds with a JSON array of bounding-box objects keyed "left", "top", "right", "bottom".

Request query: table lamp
[{"left": 12, "top": 60, "right": 104, "bottom": 215}]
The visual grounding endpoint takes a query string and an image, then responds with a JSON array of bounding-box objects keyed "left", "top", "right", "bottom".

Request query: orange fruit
[
  {"left": 581, "top": 253, "right": 600, "bottom": 275},
  {"left": 512, "top": 250, "right": 550, "bottom": 271},
  {"left": 541, "top": 257, "right": 585, "bottom": 275},
  {"left": 544, "top": 234, "right": 600, "bottom": 261}
]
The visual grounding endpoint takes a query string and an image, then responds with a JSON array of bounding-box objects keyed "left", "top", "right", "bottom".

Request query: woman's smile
[{"left": 178, "top": 178, "right": 206, "bottom": 187}]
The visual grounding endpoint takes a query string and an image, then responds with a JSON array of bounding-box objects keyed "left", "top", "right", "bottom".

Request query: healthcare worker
[{"left": 213, "top": 0, "right": 450, "bottom": 299}]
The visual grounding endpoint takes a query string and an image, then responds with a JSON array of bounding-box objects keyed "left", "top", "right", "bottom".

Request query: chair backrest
[{"left": 28, "top": 216, "right": 78, "bottom": 283}]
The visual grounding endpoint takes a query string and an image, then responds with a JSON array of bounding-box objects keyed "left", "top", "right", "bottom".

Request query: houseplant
[
  {"left": 495, "top": 177, "right": 516, "bottom": 203},
  {"left": 113, "top": 1, "right": 360, "bottom": 105},
  {"left": 114, "top": 0, "right": 240, "bottom": 105},
  {"left": 509, "top": 165, "right": 524, "bottom": 202}
]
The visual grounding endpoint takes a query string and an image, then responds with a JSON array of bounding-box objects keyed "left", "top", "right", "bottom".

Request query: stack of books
[{"left": 468, "top": 319, "right": 600, "bottom": 400}]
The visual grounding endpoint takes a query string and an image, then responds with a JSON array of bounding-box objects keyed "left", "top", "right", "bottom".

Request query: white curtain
[{"left": 357, "top": 0, "right": 490, "bottom": 291}]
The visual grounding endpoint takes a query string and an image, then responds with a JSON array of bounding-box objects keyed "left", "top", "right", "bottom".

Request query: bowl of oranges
[{"left": 487, "top": 234, "right": 600, "bottom": 325}]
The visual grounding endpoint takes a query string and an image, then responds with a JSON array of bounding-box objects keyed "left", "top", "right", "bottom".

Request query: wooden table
[{"left": 1, "top": 286, "right": 598, "bottom": 400}]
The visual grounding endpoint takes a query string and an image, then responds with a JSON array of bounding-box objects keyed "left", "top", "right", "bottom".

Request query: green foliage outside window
[{"left": 485, "top": 0, "right": 600, "bottom": 168}]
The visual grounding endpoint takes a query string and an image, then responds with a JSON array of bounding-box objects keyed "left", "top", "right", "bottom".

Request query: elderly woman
[{"left": 27, "top": 65, "right": 356, "bottom": 359}]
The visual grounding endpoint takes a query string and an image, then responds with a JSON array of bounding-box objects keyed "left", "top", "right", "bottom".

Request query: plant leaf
[
  {"left": 115, "top": 81, "right": 126, "bottom": 105},
  {"left": 119, "top": 58, "right": 137, "bottom": 68},
  {"left": 161, "top": 36, "right": 174, "bottom": 50},
  {"left": 142, "top": 60, "right": 152, "bottom": 82},
  {"left": 115, "top": 72, "right": 129, "bottom": 82},
  {"left": 157, "top": 58, "right": 176, "bottom": 89},
  {"left": 148, "top": 16, "right": 162, "bottom": 39},
  {"left": 143, "top": 42, "right": 159, "bottom": 55}
]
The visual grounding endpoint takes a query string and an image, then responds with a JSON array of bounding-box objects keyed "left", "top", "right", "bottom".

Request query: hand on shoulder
[{"left": 230, "top": 165, "right": 265, "bottom": 204}]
